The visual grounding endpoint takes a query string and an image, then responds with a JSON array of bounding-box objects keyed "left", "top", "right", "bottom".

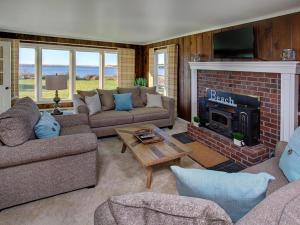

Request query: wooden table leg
[
  {"left": 146, "top": 167, "right": 153, "bottom": 189},
  {"left": 121, "top": 143, "right": 127, "bottom": 153}
]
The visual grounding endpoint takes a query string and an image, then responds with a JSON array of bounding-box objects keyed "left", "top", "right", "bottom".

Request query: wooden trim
[{"left": 0, "top": 31, "right": 141, "bottom": 49}]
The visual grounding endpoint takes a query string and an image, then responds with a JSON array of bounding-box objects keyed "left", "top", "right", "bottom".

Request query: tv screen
[{"left": 213, "top": 27, "right": 255, "bottom": 59}]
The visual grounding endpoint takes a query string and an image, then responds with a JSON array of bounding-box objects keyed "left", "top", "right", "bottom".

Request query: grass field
[{"left": 19, "top": 77, "right": 118, "bottom": 100}]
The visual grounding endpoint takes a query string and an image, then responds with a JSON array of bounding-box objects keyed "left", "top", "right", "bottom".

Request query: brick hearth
[{"left": 187, "top": 70, "right": 281, "bottom": 167}]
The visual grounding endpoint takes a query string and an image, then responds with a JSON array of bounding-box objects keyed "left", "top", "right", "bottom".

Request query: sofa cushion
[
  {"left": 94, "top": 192, "right": 233, "bottom": 225},
  {"left": 77, "top": 90, "right": 98, "bottom": 102},
  {"left": 118, "top": 87, "right": 144, "bottom": 108},
  {"left": 236, "top": 180, "right": 300, "bottom": 225},
  {"left": 130, "top": 107, "right": 169, "bottom": 123},
  {"left": 0, "top": 133, "right": 97, "bottom": 169},
  {"left": 242, "top": 157, "right": 288, "bottom": 195},
  {"left": 0, "top": 97, "right": 40, "bottom": 146},
  {"left": 140, "top": 86, "right": 157, "bottom": 105},
  {"left": 97, "top": 89, "right": 118, "bottom": 111},
  {"left": 60, "top": 125, "right": 92, "bottom": 136},
  {"left": 89, "top": 111, "right": 133, "bottom": 128}
]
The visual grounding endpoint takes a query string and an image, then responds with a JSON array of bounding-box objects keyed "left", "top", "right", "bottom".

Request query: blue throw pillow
[
  {"left": 279, "top": 127, "right": 300, "bottom": 182},
  {"left": 170, "top": 166, "right": 274, "bottom": 222},
  {"left": 113, "top": 93, "right": 133, "bottom": 111},
  {"left": 34, "top": 112, "right": 60, "bottom": 139}
]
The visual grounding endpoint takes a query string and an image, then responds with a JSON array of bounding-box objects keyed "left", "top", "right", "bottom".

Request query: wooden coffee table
[{"left": 115, "top": 124, "right": 191, "bottom": 188}]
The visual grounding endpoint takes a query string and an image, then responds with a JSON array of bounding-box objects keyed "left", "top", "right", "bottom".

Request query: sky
[{"left": 19, "top": 48, "right": 118, "bottom": 66}]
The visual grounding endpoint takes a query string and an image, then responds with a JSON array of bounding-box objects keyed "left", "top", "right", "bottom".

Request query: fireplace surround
[{"left": 188, "top": 61, "right": 300, "bottom": 166}]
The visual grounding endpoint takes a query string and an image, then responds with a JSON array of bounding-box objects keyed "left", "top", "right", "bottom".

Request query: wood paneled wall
[
  {"left": 0, "top": 31, "right": 144, "bottom": 76},
  {"left": 144, "top": 12, "right": 300, "bottom": 121}
]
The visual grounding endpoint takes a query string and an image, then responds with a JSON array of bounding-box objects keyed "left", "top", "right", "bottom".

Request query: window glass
[
  {"left": 19, "top": 48, "right": 36, "bottom": 99},
  {"left": 104, "top": 52, "right": 118, "bottom": 90},
  {"left": 155, "top": 51, "right": 166, "bottom": 95},
  {"left": 75, "top": 51, "right": 100, "bottom": 91},
  {"left": 41, "top": 49, "right": 70, "bottom": 100}
]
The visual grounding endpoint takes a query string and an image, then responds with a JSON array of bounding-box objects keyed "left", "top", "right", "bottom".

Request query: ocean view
[{"left": 19, "top": 64, "right": 117, "bottom": 78}]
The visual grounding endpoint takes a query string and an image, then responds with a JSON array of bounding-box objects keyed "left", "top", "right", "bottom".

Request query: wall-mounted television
[{"left": 213, "top": 27, "right": 255, "bottom": 59}]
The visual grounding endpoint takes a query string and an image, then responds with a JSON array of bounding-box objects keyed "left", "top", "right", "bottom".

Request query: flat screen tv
[{"left": 213, "top": 27, "right": 255, "bottom": 59}]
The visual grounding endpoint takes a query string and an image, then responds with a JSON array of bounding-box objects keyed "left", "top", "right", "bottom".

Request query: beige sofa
[
  {"left": 0, "top": 98, "right": 98, "bottom": 210},
  {"left": 94, "top": 141, "right": 297, "bottom": 225},
  {"left": 76, "top": 87, "right": 175, "bottom": 137}
]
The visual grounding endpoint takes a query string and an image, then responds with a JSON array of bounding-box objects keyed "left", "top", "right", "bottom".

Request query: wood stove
[{"left": 198, "top": 89, "right": 260, "bottom": 146}]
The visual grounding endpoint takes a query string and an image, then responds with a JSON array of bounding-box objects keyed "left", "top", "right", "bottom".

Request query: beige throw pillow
[
  {"left": 85, "top": 94, "right": 101, "bottom": 115},
  {"left": 140, "top": 86, "right": 157, "bottom": 105},
  {"left": 146, "top": 93, "right": 163, "bottom": 108}
]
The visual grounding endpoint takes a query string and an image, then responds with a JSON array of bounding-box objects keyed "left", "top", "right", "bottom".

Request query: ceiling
[{"left": 0, "top": 0, "right": 300, "bottom": 45}]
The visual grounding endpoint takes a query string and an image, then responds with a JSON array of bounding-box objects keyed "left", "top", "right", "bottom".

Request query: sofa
[
  {"left": 0, "top": 97, "right": 98, "bottom": 210},
  {"left": 75, "top": 87, "right": 175, "bottom": 137},
  {"left": 94, "top": 141, "right": 298, "bottom": 225}
]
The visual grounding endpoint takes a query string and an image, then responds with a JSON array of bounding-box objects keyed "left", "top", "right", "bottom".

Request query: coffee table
[{"left": 115, "top": 124, "right": 191, "bottom": 188}]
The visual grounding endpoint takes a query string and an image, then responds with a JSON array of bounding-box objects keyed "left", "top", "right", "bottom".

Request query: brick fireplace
[{"left": 188, "top": 61, "right": 300, "bottom": 167}]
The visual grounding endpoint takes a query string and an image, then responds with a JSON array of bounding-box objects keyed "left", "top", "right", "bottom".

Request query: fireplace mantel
[
  {"left": 189, "top": 61, "right": 300, "bottom": 74},
  {"left": 189, "top": 61, "right": 300, "bottom": 142}
]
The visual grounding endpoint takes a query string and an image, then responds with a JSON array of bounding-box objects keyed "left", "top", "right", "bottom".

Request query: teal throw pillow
[
  {"left": 113, "top": 93, "right": 133, "bottom": 111},
  {"left": 279, "top": 127, "right": 300, "bottom": 182},
  {"left": 34, "top": 112, "right": 60, "bottom": 139},
  {"left": 170, "top": 166, "right": 274, "bottom": 223}
]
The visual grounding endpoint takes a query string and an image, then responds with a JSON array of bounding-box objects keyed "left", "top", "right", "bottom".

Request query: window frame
[
  {"left": 154, "top": 48, "right": 168, "bottom": 96},
  {"left": 19, "top": 43, "right": 118, "bottom": 103}
]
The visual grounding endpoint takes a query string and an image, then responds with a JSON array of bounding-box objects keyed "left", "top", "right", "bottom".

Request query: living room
[{"left": 1, "top": 1, "right": 300, "bottom": 225}]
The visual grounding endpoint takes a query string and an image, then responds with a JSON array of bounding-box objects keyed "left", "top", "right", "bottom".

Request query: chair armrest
[
  {"left": 162, "top": 96, "right": 175, "bottom": 123},
  {"left": 54, "top": 114, "right": 89, "bottom": 127},
  {"left": 0, "top": 133, "right": 98, "bottom": 169},
  {"left": 275, "top": 141, "right": 288, "bottom": 157}
]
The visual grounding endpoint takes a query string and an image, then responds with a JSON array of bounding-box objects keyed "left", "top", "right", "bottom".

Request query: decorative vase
[{"left": 233, "top": 139, "right": 244, "bottom": 147}]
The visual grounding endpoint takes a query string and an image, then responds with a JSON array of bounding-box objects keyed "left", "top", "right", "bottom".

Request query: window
[
  {"left": 154, "top": 49, "right": 167, "bottom": 95},
  {"left": 19, "top": 44, "right": 118, "bottom": 103},
  {"left": 19, "top": 47, "right": 36, "bottom": 99},
  {"left": 41, "top": 49, "right": 70, "bottom": 100},
  {"left": 104, "top": 52, "right": 118, "bottom": 90},
  {"left": 75, "top": 51, "right": 100, "bottom": 91}
]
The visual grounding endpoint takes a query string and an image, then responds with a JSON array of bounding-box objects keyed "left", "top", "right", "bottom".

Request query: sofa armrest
[
  {"left": 162, "top": 96, "right": 175, "bottom": 123},
  {"left": 0, "top": 133, "right": 98, "bottom": 169},
  {"left": 275, "top": 141, "right": 288, "bottom": 157},
  {"left": 94, "top": 192, "right": 232, "bottom": 225},
  {"left": 54, "top": 113, "right": 89, "bottom": 127}
]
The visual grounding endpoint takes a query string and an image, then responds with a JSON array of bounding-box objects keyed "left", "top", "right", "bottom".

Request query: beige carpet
[{"left": 0, "top": 120, "right": 202, "bottom": 225}]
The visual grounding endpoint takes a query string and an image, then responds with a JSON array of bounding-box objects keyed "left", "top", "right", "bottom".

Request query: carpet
[{"left": 0, "top": 120, "right": 202, "bottom": 225}]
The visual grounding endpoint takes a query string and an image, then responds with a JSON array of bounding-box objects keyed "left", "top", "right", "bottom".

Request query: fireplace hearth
[{"left": 198, "top": 89, "right": 260, "bottom": 146}]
